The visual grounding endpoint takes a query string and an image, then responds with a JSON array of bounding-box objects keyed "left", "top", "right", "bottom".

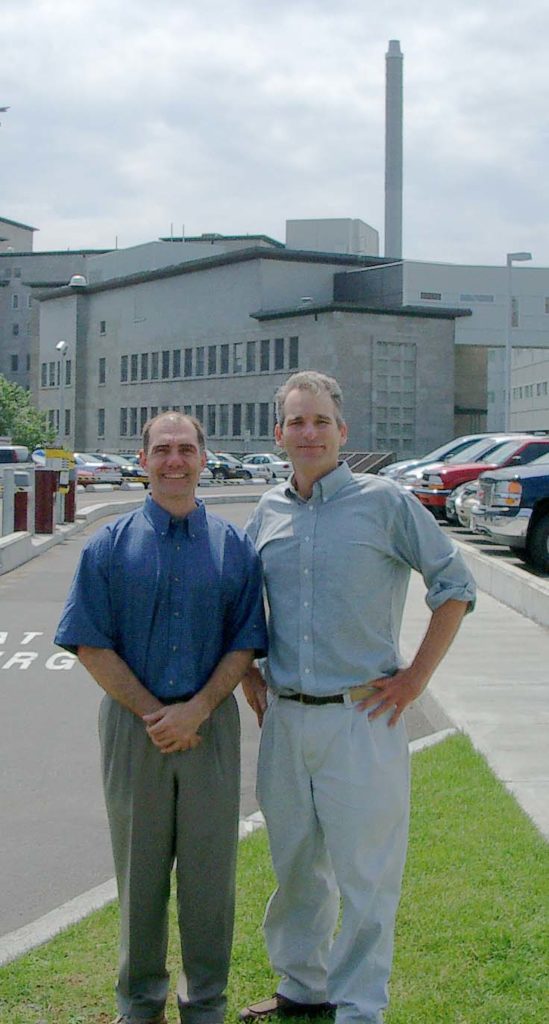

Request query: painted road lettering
[{"left": 0, "top": 632, "right": 76, "bottom": 670}]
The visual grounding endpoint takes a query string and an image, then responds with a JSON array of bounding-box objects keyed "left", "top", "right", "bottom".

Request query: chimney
[{"left": 384, "top": 40, "right": 403, "bottom": 259}]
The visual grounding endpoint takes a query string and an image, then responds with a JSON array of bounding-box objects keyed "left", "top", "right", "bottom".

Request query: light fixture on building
[{"left": 69, "top": 274, "right": 87, "bottom": 288}]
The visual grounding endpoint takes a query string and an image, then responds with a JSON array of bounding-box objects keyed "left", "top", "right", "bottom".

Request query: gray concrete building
[
  {"left": 35, "top": 227, "right": 466, "bottom": 456},
  {"left": 0, "top": 216, "right": 110, "bottom": 392}
]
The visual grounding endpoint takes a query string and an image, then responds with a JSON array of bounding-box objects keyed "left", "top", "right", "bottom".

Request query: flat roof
[{"left": 251, "top": 302, "right": 472, "bottom": 322}]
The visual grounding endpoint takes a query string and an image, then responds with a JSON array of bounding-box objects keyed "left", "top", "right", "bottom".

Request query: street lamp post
[
  {"left": 504, "top": 252, "right": 532, "bottom": 431},
  {"left": 55, "top": 340, "right": 68, "bottom": 445}
]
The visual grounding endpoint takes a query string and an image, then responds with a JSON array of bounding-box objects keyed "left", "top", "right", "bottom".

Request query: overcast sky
[{"left": 2, "top": 0, "right": 549, "bottom": 266}]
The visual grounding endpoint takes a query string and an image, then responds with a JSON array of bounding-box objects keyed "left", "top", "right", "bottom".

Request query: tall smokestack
[{"left": 384, "top": 40, "right": 403, "bottom": 258}]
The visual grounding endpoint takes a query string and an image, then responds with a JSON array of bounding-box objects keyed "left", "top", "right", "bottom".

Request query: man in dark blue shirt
[{"left": 56, "top": 412, "right": 267, "bottom": 1024}]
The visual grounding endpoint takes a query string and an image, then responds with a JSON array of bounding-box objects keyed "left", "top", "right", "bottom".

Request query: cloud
[{"left": 1, "top": 0, "right": 549, "bottom": 265}]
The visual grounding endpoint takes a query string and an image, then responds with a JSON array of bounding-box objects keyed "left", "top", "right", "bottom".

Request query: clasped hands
[{"left": 143, "top": 702, "right": 204, "bottom": 753}]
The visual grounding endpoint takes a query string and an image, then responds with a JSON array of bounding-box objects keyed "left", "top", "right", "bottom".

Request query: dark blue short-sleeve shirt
[{"left": 55, "top": 495, "right": 268, "bottom": 700}]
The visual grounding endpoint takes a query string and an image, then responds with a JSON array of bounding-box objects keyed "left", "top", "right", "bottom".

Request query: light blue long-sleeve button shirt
[{"left": 246, "top": 462, "right": 476, "bottom": 696}]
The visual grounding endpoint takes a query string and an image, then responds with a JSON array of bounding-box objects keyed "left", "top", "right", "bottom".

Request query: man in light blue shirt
[{"left": 240, "top": 372, "right": 475, "bottom": 1024}]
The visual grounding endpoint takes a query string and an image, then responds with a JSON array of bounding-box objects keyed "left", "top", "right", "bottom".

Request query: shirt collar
[
  {"left": 143, "top": 494, "right": 207, "bottom": 537},
  {"left": 284, "top": 461, "right": 353, "bottom": 503}
]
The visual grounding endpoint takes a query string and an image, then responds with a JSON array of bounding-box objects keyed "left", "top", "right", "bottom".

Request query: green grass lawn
[{"left": 1, "top": 734, "right": 547, "bottom": 1024}]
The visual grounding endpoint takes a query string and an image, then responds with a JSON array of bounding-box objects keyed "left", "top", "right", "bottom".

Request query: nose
[{"left": 302, "top": 420, "right": 317, "bottom": 440}]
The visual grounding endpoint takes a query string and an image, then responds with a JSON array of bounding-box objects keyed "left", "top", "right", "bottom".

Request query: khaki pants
[
  {"left": 99, "top": 693, "right": 240, "bottom": 1024},
  {"left": 257, "top": 695, "right": 410, "bottom": 1024}
]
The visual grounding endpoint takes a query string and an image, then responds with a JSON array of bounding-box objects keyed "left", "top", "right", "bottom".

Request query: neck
[
  {"left": 151, "top": 493, "right": 198, "bottom": 518},
  {"left": 293, "top": 467, "right": 329, "bottom": 500}
]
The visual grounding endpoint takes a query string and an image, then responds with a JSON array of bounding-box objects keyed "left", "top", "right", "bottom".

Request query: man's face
[
  {"left": 140, "top": 418, "right": 206, "bottom": 506},
  {"left": 275, "top": 388, "right": 347, "bottom": 480}
]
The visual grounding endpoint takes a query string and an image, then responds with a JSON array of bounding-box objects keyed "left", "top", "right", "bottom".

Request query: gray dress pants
[{"left": 99, "top": 693, "right": 240, "bottom": 1024}]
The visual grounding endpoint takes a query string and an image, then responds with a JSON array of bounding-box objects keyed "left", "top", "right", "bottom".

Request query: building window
[
  {"left": 48, "top": 409, "right": 55, "bottom": 430},
  {"left": 246, "top": 341, "right": 256, "bottom": 373},
  {"left": 544, "top": 298, "right": 549, "bottom": 315},
  {"left": 150, "top": 406, "right": 158, "bottom": 419},
  {"left": 183, "top": 405, "right": 192, "bottom": 415},
  {"left": 27, "top": 295, "right": 32, "bottom": 309},
  {"left": 232, "top": 404, "right": 242, "bottom": 436},
  {"left": 141, "top": 353, "right": 149, "bottom": 380},
  {"left": 246, "top": 403, "right": 256, "bottom": 435},
  {"left": 11, "top": 294, "right": 19, "bottom": 309},
  {"left": 161, "top": 350, "right": 170, "bottom": 379},
  {"left": 140, "top": 406, "right": 148, "bottom": 431},
  {"left": 121, "top": 355, "right": 128, "bottom": 383},
  {"left": 207, "top": 404, "right": 216, "bottom": 436},
  {"left": 129, "top": 354, "right": 137, "bottom": 382},
  {"left": 56, "top": 361, "right": 61, "bottom": 386},
  {"left": 12, "top": 323, "right": 19, "bottom": 336},
  {"left": 511, "top": 296, "right": 519, "bottom": 328},
  {"left": 220, "top": 344, "right": 229, "bottom": 374},
  {"left": 195, "top": 404, "right": 204, "bottom": 426},
  {"left": 14, "top": 267, "right": 21, "bottom": 278},
  {"left": 219, "top": 404, "right": 229, "bottom": 436},
  {"left": 10, "top": 354, "right": 18, "bottom": 372},
  {"left": 420, "top": 291, "right": 442, "bottom": 301},
  {"left": 184, "top": 348, "right": 193, "bottom": 377},
  {"left": 260, "top": 339, "right": 270, "bottom": 372},
  {"left": 100, "top": 320, "right": 106, "bottom": 335},
  {"left": 259, "top": 402, "right": 270, "bottom": 437},
  {"left": 64, "top": 409, "right": 71, "bottom": 437},
  {"left": 26, "top": 354, "right": 30, "bottom": 372},
  {"left": 208, "top": 345, "right": 217, "bottom": 375},
  {"left": 98, "top": 408, "right": 105, "bottom": 437},
  {"left": 130, "top": 408, "right": 138, "bottom": 435},
  {"left": 65, "top": 359, "right": 72, "bottom": 386},
  {"left": 172, "top": 349, "right": 181, "bottom": 377},
  {"left": 289, "top": 336, "right": 299, "bottom": 369},
  {"left": 49, "top": 361, "right": 56, "bottom": 386},
  {"left": 274, "top": 337, "right": 284, "bottom": 371},
  {"left": 120, "top": 408, "right": 128, "bottom": 435},
  {"left": 151, "top": 352, "right": 159, "bottom": 380},
  {"left": 41, "top": 362, "right": 47, "bottom": 387},
  {"left": 196, "top": 347, "right": 205, "bottom": 376},
  {"left": 233, "top": 342, "right": 244, "bottom": 374},
  {"left": 99, "top": 357, "right": 106, "bottom": 384}
]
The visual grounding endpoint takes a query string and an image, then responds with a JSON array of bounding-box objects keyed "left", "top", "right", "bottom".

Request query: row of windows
[
  {"left": 2, "top": 267, "right": 23, "bottom": 279},
  {"left": 7, "top": 353, "right": 31, "bottom": 373},
  {"left": 9, "top": 322, "right": 32, "bottom": 337},
  {"left": 512, "top": 381, "right": 549, "bottom": 400},
  {"left": 118, "top": 401, "right": 274, "bottom": 439},
  {"left": 8, "top": 294, "right": 32, "bottom": 309},
  {"left": 119, "top": 336, "right": 299, "bottom": 384},
  {"left": 40, "top": 359, "right": 73, "bottom": 388},
  {"left": 47, "top": 408, "right": 71, "bottom": 435}
]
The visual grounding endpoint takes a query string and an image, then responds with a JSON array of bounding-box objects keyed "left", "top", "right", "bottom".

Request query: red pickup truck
[{"left": 412, "top": 436, "right": 549, "bottom": 519}]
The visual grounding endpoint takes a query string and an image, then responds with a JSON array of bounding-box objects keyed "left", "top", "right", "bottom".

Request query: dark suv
[{"left": 472, "top": 451, "right": 549, "bottom": 572}]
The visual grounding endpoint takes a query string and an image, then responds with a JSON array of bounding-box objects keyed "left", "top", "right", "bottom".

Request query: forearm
[
  {"left": 191, "top": 648, "right": 255, "bottom": 726},
  {"left": 77, "top": 645, "right": 163, "bottom": 718},
  {"left": 409, "top": 598, "right": 469, "bottom": 687}
]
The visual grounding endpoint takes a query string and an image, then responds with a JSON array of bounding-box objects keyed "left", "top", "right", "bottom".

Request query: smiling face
[
  {"left": 275, "top": 387, "right": 347, "bottom": 494},
  {"left": 140, "top": 415, "right": 206, "bottom": 515}
]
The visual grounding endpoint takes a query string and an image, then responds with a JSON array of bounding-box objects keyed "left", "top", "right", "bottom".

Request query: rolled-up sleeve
[{"left": 390, "top": 490, "right": 476, "bottom": 613}]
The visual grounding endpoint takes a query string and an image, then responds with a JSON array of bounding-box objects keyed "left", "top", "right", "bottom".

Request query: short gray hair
[
  {"left": 142, "top": 412, "right": 206, "bottom": 453},
  {"left": 275, "top": 371, "right": 344, "bottom": 427}
]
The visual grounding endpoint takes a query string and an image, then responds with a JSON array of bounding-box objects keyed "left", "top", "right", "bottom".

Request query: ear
[
  {"left": 274, "top": 422, "right": 283, "bottom": 446},
  {"left": 139, "top": 448, "right": 147, "bottom": 468},
  {"left": 200, "top": 450, "right": 207, "bottom": 468},
  {"left": 339, "top": 421, "right": 348, "bottom": 446}
]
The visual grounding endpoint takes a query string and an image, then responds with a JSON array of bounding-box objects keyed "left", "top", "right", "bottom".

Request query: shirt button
[
  {"left": 169, "top": 680, "right": 174, "bottom": 687},
  {"left": 172, "top": 645, "right": 177, "bottom": 651},
  {"left": 304, "top": 601, "right": 309, "bottom": 607},
  {"left": 305, "top": 536, "right": 310, "bottom": 542},
  {"left": 304, "top": 634, "right": 309, "bottom": 641},
  {"left": 304, "top": 668, "right": 311, "bottom": 674},
  {"left": 303, "top": 569, "right": 309, "bottom": 575}
]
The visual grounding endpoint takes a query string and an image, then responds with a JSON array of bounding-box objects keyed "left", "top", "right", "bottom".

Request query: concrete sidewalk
[{"left": 1, "top": 491, "right": 548, "bottom": 845}]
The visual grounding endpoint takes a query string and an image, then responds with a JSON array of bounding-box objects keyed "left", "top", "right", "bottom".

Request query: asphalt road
[{"left": 0, "top": 490, "right": 447, "bottom": 940}]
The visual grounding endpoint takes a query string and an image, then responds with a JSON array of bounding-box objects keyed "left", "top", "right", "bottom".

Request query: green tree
[{"left": 0, "top": 375, "right": 55, "bottom": 450}]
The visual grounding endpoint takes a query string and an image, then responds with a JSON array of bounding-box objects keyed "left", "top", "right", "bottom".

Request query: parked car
[
  {"left": 393, "top": 434, "right": 523, "bottom": 489},
  {"left": 241, "top": 452, "right": 292, "bottom": 480},
  {"left": 378, "top": 433, "right": 499, "bottom": 479},
  {"left": 74, "top": 452, "right": 123, "bottom": 487},
  {"left": 97, "top": 452, "right": 149, "bottom": 486},
  {"left": 412, "top": 436, "right": 549, "bottom": 519},
  {"left": 451, "top": 480, "right": 480, "bottom": 529},
  {"left": 471, "top": 451, "right": 549, "bottom": 571}
]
